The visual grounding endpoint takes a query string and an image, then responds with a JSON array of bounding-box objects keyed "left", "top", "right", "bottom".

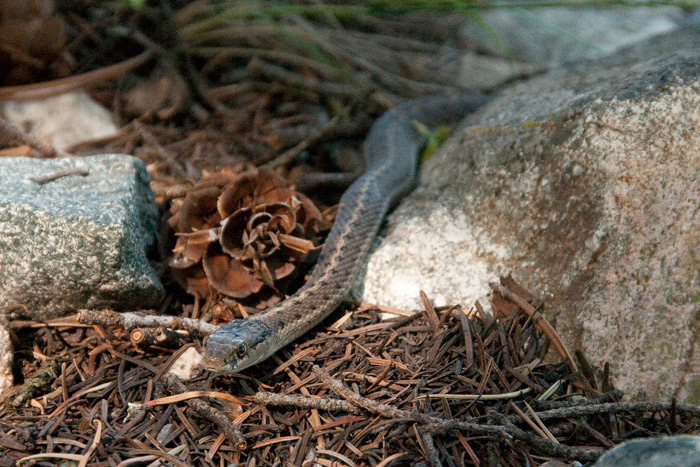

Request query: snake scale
[{"left": 203, "top": 94, "right": 486, "bottom": 373}]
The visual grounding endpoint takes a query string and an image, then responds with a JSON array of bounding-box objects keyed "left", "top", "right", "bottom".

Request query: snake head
[{"left": 202, "top": 319, "right": 273, "bottom": 373}]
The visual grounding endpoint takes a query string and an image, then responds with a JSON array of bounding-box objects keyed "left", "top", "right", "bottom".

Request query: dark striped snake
[{"left": 203, "top": 94, "right": 486, "bottom": 373}]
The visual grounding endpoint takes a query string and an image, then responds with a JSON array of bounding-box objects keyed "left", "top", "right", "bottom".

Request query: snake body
[{"left": 203, "top": 94, "right": 485, "bottom": 373}]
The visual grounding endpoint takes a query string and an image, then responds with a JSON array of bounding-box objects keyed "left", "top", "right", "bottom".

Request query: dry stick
[
  {"left": 330, "top": 34, "right": 454, "bottom": 96},
  {"left": 575, "top": 348, "right": 603, "bottom": 396},
  {"left": 131, "top": 327, "right": 187, "bottom": 349},
  {"left": 532, "top": 389, "right": 623, "bottom": 409},
  {"left": 311, "top": 365, "right": 508, "bottom": 436},
  {"left": 670, "top": 398, "right": 678, "bottom": 433},
  {"left": 490, "top": 282, "right": 579, "bottom": 373},
  {"left": 417, "top": 427, "right": 443, "bottom": 467},
  {"left": 9, "top": 317, "right": 89, "bottom": 330},
  {"left": 515, "top": 401, "right": 700, "bottom": 423},
  {"left": 76, "top": 309, "right": 218, "bottom": 336},
  {"left": 78, "top": 419, "right": 102, "bottom": 467},
  {"left": 262, "top": 89, "right": 372, "bottom": 168},
  {"left": 524, "top": 401, "right": 558, "bottom": 444},
  {"left": 264, "top": 110, "right": 345, "bottom": 169},
  {"left": 508, "top": 401, "right": 550, "bottom": 442},
  {"left": 313, "top": 365, "right": 601, "bottom": 463},
  {"left": 273, "top": 356, "right": 323, "bottom": 433},
  {"left": 291, "top": 16, "right": 441, "bottom": 98},
  {"left": 576, "top": 420, "right": 615, "bottom": 448},
  {"left": 325, "top": 27, "right": 448, "bottom": 55},
  {"left": 11, "top": 355, "right": 70, "bottom": 408},
  {"left": 207, "top": 81, "right": 255, "bottom": 99},
  {"left": 31, "top": 169, "right": 89, "bottom": 184},
  {"left": 0, "top": 49, "right": 155, "bottom": 101},
  {"left": 162, "top": 374, "right": 246, "bottom": 450},
  {"left": 489, "top": 413, "right": 601, "bottom": 463},
  {"left": 254, "top": 392, "right": 361, "bottom": 414},
  {"left": 133, "top": 26, "right": 233, "bottom": 119},
  {"left": 248, "top": 57, "right": 360, "bottom": 99},
  {"left": 548, "top": 421, "right": 579, "bottom": 438},
  {"left": 193, "top": 46, "right": 346, "bottom": 82}
]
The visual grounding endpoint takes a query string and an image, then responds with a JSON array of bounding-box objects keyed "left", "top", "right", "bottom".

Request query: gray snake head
[{"left": 202, "top": 319, "right": 274, "bottom": 373}]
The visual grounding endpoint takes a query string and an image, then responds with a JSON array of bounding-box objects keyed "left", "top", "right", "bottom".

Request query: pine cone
[{"left": 168, "top": 167, "right": 322, "bottom": 300}]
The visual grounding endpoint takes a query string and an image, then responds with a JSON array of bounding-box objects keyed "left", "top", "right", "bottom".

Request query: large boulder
[
  {"left": 355, "top": 25, "right": 700, "bottom": 401},
  {"left": 0, "top": 154, "right": 163, "bottom": 319},
  {"left": 460, "top": 7, "right": 682, "bottom": 67},
  {"left": 456, "top": 7, "right": 684, "bottom": 91},
  {"left": 593, "top": 435, "right": 700, "bottom": 467}
]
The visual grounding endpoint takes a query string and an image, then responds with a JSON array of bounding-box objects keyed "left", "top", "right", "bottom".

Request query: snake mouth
[
  {"left": 201, "top": 353, "right": 225, "bottom": 372},
  {"left": 201, "top": 350, "right": 242, "bottom": 374},
  {"left": 201, "top": 333, "right": 238, "bottom": 373},
  {"left": 203, "top": 318, "right": 277, "bottom": 373}
]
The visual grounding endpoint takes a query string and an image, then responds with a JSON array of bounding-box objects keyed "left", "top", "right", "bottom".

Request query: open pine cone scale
[{"left": 168, "top": 167, "right": 324, "bottom": 302}]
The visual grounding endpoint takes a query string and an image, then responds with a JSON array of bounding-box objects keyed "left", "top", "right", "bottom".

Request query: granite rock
[
  {"left": 0, "top": 154, "right": 163, "bottom": 319},
  {"left": 1, "top": 91, "right": 118, "bottom": 150},
  {"left": 593, "top": 436, "right": 700, "bottom": 467},
  {"left": 455, "top": 7, "right": 688, "bottom": 92},
  {"left": 355, "top": 25, "right": 700, "bottom": 401},
  {"left": 460, "top": 7, "right": 683, "bottom": 67},
  {"left": 0, "top": 318, "right": 12, "bottom": 393}
]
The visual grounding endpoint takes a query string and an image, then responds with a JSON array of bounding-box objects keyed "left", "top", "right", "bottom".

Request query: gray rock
[
  {"left": 0, "top": 91, "right": 118, "bottom": 151},
  {"left": 453, "top": 7, "right": 685, "bottom": 93},
  {"left": 355, "top": 25, "right": 700, "bottom": 401},
  {"left": 0, "top": 317, "right": 12, "bottom": 392},
  {"left": 593, "top": 436, "right": 700, "bottom": 467},
  {"left": 540, "top": 461, "right": 581, "bottom": 467},
  {"left": 0, "top": 154, "right": 163, "bottom": 319},
  {"left": 457, "top": 52, "right": 543, "bottom": 92},
  {"left": 460, "top": 7, "right": 682, "bottom": 67}
]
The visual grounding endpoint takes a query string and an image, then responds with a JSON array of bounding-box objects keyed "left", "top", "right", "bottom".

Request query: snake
[{"left": 202, "top": 94, "right": 486, "bottom": 373}]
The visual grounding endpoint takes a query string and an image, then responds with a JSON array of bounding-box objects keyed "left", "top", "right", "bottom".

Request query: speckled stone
[
  {"left": 593, "top": 436, "right": 700, "bottom": 467},
  {"left": 355, "top": 25, "right": 700, "bottom": 401},
  {"left": 0, "top": 154, "right": 164, "bottom": 319}
]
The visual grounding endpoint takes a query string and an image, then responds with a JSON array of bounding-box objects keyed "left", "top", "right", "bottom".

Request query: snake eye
[{"left": 236, "top": 343, "right": 247, "bottom": 357}]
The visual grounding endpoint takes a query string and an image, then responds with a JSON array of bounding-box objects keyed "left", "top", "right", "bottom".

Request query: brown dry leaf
[
  {"left": 203, "top": 244, "right": 265, "bottom": 298},
  {"left": 171, "top": 264, "right": 212, "bottom": 299}
]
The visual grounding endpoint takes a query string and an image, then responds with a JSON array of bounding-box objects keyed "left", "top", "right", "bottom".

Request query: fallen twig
[
  {"left": 31, "top": 169, "right": 89, "bottom": 184},
  {"left": 0, "top": 50, "right": 155, "bottom": 102},
  {"left": 162, "top": 373, "right": 247, "bottom": 450},
  {"left": 76, "top": 309, "right": 218, "bottom": 336},
  {"left": 254, "top": 391, "right": 361, "bottom": 414}
]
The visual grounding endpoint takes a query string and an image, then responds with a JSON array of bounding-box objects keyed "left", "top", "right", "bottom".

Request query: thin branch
[
  {"left": 254, "top": 391, "right": 361, "bottom": 414},
  {"left": 162, "top": 374, "right": 247, "bottom": 450},
  {"left": 76, "top": 309, "right": 218, "bottom": 336}
]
